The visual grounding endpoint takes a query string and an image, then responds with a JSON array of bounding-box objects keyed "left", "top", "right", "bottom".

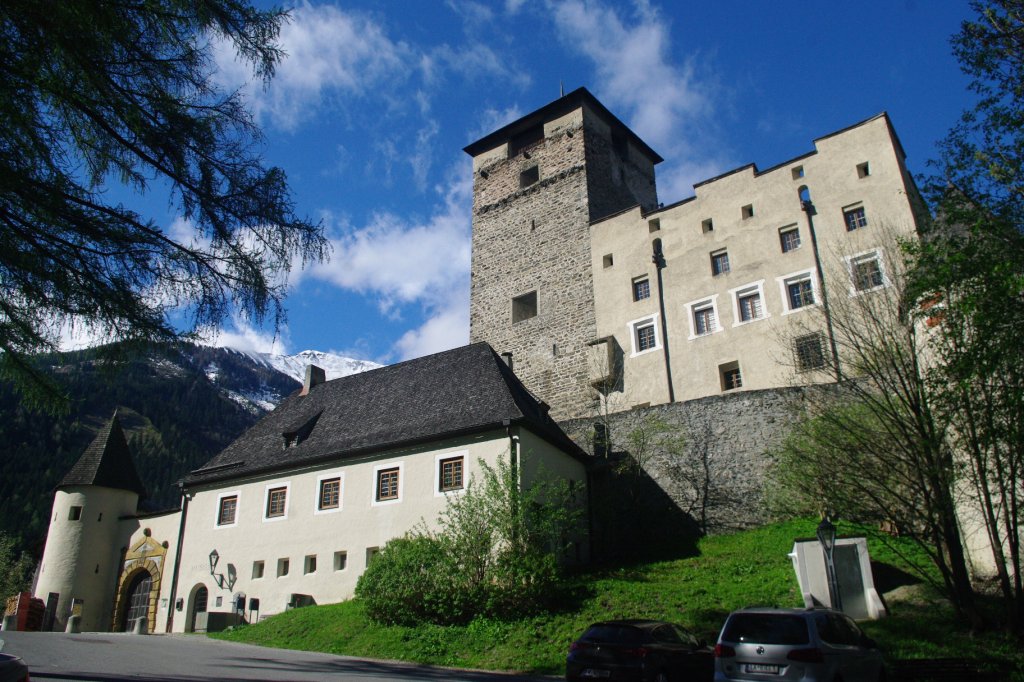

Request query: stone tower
[
  {"left": 464, "top": 88, "right": 661, "bottom": 418},
  {"left": 34, "top": 413, "right": 145, "bottom": 632}
]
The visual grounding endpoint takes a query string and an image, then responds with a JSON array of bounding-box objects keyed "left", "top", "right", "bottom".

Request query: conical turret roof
[{"left": 59, "top": 412, "right": 146, "bottom": 497}]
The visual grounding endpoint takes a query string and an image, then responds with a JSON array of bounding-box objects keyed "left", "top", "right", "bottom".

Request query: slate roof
[
  {"left": 59, "top": 412, "right": 147, "bottom": 497},
  {"left": 186, "top": 343, "right": 590, "bottom": 487}
]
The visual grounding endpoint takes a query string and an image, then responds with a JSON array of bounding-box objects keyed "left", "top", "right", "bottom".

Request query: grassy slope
[{"left": 213, "top": 519, "right": 1023, "bottom": 677}]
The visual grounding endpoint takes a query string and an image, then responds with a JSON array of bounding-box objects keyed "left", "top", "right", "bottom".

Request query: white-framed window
[
  {"left": 779, "top": 225, "right": 801, "bottom": 253},
  {"left": 777, "top": 270, "right": 819, "bottom": 314},
  {"left": 627, "top": 315, "right": 661, "bottom": 356},
  {"left": 371, "top": 462, "right": 404, "bottom": 506},
  {"left": 730, "top": 281, "right": 768, "bottom": 326},
  {"left": 263, "top": 482, "right": 290, "bottom": 522},
  {"left": 685, "top": 296, "right": 721, "bottom": 339},
  {"left": 843, "top": 204, "right": 868, "bottom": 231},
  {"left": 632, "top": 276, "right": 651, "bottom": 301},
  {"left": 434, "top": 451, "right": 468, "bottom": 496},
  {"left": 314, "top": 472, "right": 344, "bottom": 514},
  {"left": 845, "top": 249, "right": 887, "bottom": 294},
  {"left": 214, "top": 491, "right": 241, "bottom": 529}
]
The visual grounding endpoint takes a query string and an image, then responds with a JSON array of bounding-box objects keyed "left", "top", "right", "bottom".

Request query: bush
[{"left": 355, "top": 455, "right": 581, "bottom": 625}]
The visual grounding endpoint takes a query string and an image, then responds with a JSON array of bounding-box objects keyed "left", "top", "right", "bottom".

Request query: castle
[{"left": 27, "top": 88, "right": 923, "bottom": 633}]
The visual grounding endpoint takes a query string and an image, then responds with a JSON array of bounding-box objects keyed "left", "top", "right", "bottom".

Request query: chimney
[
  {"left": 500, "top": 352, "right": 513, "bottom": 372},
  {"left": 300, "top": 365, "right": 326, "bottom": 395}
]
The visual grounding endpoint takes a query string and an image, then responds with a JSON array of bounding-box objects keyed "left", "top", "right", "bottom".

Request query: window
[
  {"left": 265, "top": 485, "right": 287, "bottom": 520},
  {"left": 304, "top": 555, "right": 317, "bottom": 574},
  {"left": 333, "top": 551, "right": 347, "bottom": 571},
  {"left": 711, "top": 250, "right": 730, "bottom": 276},
  {"left": 628, "top": 315, "right": 660, "bottom": 355},
  {"left": 701, "top": 218, "right": 714, "bottom": 233},
  {"left": 857, "top": 161, "right": 870, "bottom": 178},
  {"left": 519, "top": 165, "right": 539, "bottom": 188},
  {"left": 277, "top": 558, "right": 289, "bottom": 577},
  {"left": 844, "top": 206, "right": 868, "bottom": 231},
  {"left": 512, "top": 291, "right": 537, "bottom": 323},
  {"left": 318, "top": 477, "right": 341, "bottom": 511},
  {"left": 741, "top": 204, "right": 754, "bottom": 219},
  {"left": 737, "top": 289, "right": 763, "bottom": 322},
  {"left": 780, "top": 272, "right": 816, "bottom": 311},
  {"left": 849, "top": 251, "right": 885, "bottom": 292},
  {"left": 720, "top": 362, "right": 743, "bottom": 391},
  {"left": 795, "top": 333, "right": 827, "bottom": 371},
  {"left": 216, "top": 495, "right": 238, "bottom": 527},
  {"left": 632, "top": 277, "right": 651, "bottom": 301},
  {"left": 252, "top": 561, "right": 265, "bottom": 580},
  {"left": 792, "top": 165, "right": 804, "bottom": 179},
  {"left": 376, "top": 467, "right": 400, "bottom": 502},
  {"left": 779, "top": 226, "right": 801, "bottom": 253},
  {"left": 438, "top": 455, "right": 464, "bottom": 492},
  {"left": 602, "top": 254, "right": 613, "bottom": 268},
  {"left": 68, "top": 506, "right": 83, "bottom": 521},
  {"left": 366, "top": 547, "right": 380, "bottom": 566},
  {"left": 648, "top": 218, "right": 661, "bottom": 233},
  {"left": 694, "top": 304, "right": 716, "bottom": 336}
]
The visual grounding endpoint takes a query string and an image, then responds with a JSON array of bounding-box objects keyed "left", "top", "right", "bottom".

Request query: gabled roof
[
  {"left": 186, "top": 343, "right": 589, "bottom": 487},
  {"left": 59, "top": 412, "right": 146, "bottom": 497}
]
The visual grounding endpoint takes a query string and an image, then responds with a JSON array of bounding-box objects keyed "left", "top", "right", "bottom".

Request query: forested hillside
[{"left": 0, "top": 343, "right": 300, "bottom": 553}]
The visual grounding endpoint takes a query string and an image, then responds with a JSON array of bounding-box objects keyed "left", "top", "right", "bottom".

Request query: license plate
[
  {"left": 580, "top": 669, "right": 611, "bottom": 679},
  {"left": 744, "top": 663, "right": 781, "bottom": 674}
]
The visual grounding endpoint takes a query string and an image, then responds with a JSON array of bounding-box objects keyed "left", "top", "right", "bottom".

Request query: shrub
[{"left": 355, "top": 455, "right": 582, "bottom": 625}]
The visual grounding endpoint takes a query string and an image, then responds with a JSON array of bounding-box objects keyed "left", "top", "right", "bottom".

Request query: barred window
[{"left": 795, "top": 333, "right": 826, "bottom": 371}]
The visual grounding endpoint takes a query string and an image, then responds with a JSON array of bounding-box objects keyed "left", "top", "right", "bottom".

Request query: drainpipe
[
  {"left": 164, "top": 482, "right": 190, "bottom": 633},
  {"left": 801, "top": 197, "right": 843, "bottom": 381},
  {"left": 652, "top": 239, "right": 676, "bottom": 403},
  {"left": 505, "top": 421, "right": 520, "bottom": 544}
]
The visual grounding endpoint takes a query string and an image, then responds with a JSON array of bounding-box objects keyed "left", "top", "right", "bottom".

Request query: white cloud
[
  {"left": 550, "top": 0, "right": 731, "bottom": 197},
  {"left": 196, "top": 319, "right": 291, "bottom": 355},
  {"left": 213, "top": 3, "right": 414, "bottom": 131},
  {"left": 393, "top": 297, "right": 470, "bottom": 361},
  {"left": 296, "top": 163, "right": 473, "bottom": 359}
]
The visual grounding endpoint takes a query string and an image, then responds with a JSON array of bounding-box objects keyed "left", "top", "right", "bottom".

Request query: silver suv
[{"left": 714, "top": 607, "right": 885, "bottom": 681}]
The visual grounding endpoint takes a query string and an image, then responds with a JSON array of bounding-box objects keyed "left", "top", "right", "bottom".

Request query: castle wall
[{"left": 590, "top": 114, "right": 921, "bottom": 410}]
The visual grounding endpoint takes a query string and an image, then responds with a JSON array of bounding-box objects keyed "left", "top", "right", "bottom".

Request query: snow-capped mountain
[{"left": 231, "top": 348, "right": 382, "bottom": 383}]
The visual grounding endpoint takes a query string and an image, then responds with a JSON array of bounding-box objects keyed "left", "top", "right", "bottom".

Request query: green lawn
[{"left": 212, "top": 519, "right": 1023, "bottom": 678}]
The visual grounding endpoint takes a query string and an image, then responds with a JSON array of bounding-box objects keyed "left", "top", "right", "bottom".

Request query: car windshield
[
  {"left": 581, "top": 625, "right": 645, "bottom": 645},
  {"left": 722, "top": 614, "right": 810, "bottom": 645}
]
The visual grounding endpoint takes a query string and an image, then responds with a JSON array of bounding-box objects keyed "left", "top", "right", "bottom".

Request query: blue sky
[{"left": 87, "top": 1, "right": 979, "bottom": 362}]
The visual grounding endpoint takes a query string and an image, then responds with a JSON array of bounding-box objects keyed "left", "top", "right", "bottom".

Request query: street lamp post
[{"left": 816, "top": 517, "right": 843, "bottom": 612}]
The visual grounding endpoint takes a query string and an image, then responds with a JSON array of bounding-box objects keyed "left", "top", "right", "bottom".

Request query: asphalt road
[{"left": 0, "top": 632, "right": 557, "bottom": 682}]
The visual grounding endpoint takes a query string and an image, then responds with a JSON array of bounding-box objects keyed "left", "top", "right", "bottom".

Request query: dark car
[
  {"left": 566, "top": 619, "right": 714, "bottom": 682},
  {"left": 0, "top": 652, "right": 29, "bottom": 682},
  {"left": 713, "top": 607, "right": 885, "bottom": 681}
]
